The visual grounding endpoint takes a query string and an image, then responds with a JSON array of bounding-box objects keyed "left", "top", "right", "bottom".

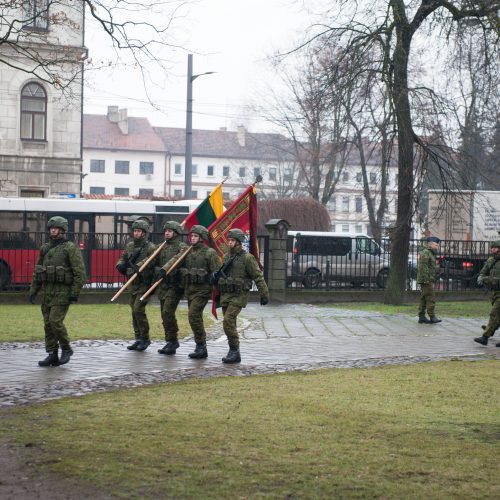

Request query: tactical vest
[
  {"left": 34, "top": 240, "right": 75, "bottom": 285},
  {"left": 156, "top": 239, "right": 187, "bottom": 285},
  {"left": 218, "top": 251, "right": 253, "bottom": 293},
  {"left": 122, "top": 239, "right": 156, "bottom": 283},
  {"left": 486, "top": 257, "right": 500, "bottom": 290},
  {"left": 181, "top": 244, "right": 212, "bottom": 285}
]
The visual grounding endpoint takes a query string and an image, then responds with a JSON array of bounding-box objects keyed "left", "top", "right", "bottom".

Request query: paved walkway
[{"left": 0, "top": 304, "right": 497, "bottom": 407}]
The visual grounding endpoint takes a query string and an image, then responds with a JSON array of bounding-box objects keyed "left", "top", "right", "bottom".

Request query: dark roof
[
  {"left": 83, "top": 115, "right": 165, "bottom": 152},
  {"left": 154, "top": 127, "right": 295, "bottom": 162}
]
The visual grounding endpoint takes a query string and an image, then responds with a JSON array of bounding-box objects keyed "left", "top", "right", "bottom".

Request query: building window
[
  {"left": 355, "top": 224, "right": 363, "bottom": 233},
  {"left": 356, "top": 172, "right": 362, "bottom": 183},
  {"left": 239, "top": 166, "right": 246, "bottom": 177},
  {"left": 191, "top": 190, "right": 198, "bottom": 199},
  {"left": 114, "top": 187, "right": 129, "bottom": 196},
  {"left": 331, "top": 224, "right": 336, "bottom": 232},
  {"left": 191, "top": 164, "right": 198, "bottom": 176},
  {"left": 90, "top": 160, "right": 105, "bottom": 173},
  {"left": 174, "top": 189, "right": 182, "bottom": 197},
  {"left": 89, "top": 186, "right": 105, "bottom": 195},
  {"left": 174, "top": 163, "right": 182, "bottom": 175},
  {"left": 207, "top": 165, "right": 214, "bottom": 176},
  {"left": 138, "top": 188, "right": 154, "bottom": 198},
  {"left": 223, "top": 166, "right": 230, "bottom": 177},
  {"left": 269, "top": 167, "right": 277, "bottom": 181},
  {"left": 369, "top": 172, "right": 377, "bottom": 184},
  {"left": 355, "top": 197, "right": 363, "bottom": 213},
  {"left": 342, "top": 196, "right": 349, "bottom": 212},
  {"left": 139, "top": 162, "right": 154, "bottom": 175},
  {"left": 329, "top": 196, "right": 336, "bottom": 212},
  {"left": 342, "top": 224, "right": 350, "bottom": 233},
  {"left": 254, "top": 167, "right": 261, "bottom": 178},
  {"left": 284, "top": 167, "right": 291, "bottom": 181},
  {"left": 223, "top": 192, "right": 230, "bottom": 200},
  {"left": 23, "top": 0, "right": 49, "bottom": 30},
  {"left": 342, "top": 171, "right": 349, "bottom": 182},
  {"left": 115, "top": 161, "right": 129, "bottom": 174},
  {"left": 20, "top": 188, "right": 45, "bottom": 198},
  {"left": 20, "top": 82, "right": 47, "bottom": 140}
]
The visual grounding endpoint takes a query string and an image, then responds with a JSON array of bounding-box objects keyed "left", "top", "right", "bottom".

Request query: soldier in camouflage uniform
[
  {"left": 155, "top": 221, "right": 188, "bottom": 355},
  {"left": 417, "top": 236, "right": 442, "bottom": 324},
  {"left": 211, "top": 228, "right": 269, "bottom": 363},
  {"left": 175, "top": 225, "right": 219, "bottom": 359},
  {"left": 116, "top": 219, "right": 156, "bottom": 351},
  {"left": 29, "top": 216, "right": 86, "bottom": 367},
  {"left": 474, "top": 240, "right": 500, "bottom": 346}
]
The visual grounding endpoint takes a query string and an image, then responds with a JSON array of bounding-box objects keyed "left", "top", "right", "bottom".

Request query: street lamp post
[{"left": 184, "top": 54, "right": 215, "bottom": 199}]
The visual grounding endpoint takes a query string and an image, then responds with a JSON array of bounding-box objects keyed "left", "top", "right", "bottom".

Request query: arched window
[{"left": 20, "top": 82, "right": 47, "bottom": 140}]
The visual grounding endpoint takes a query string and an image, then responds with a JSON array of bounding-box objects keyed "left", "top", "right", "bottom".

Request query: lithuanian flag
[{"left": 183, "top": 183, "right": 224, "bottom": 231}]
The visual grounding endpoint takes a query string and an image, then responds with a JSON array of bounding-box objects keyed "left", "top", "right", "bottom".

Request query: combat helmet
[
  {"left": 47, "top": 216, "right": 68, "bottom": 233},
  {"left": 426, "top": 236, "right": 440, "bottom": 244},
  {"left": 131, "top": 219, "right": 150, "bottom": 233},
  {"left": 490, "top": 239, "right": 500, "bottom": 248},
  {"left": 163, "top": 220, "right": 183, "bottom": 235},
  {"left": 228, "top": 228, "right": 246, "bottom": 243},
  {"left": 189, "top": 225, "right": 209, "bottom": 241}
]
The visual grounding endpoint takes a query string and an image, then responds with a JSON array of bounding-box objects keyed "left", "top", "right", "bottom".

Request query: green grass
[
  {"left": 2, "top": 361, "right": 499, "bottom": 498},
  {"left": 0, "top": 304, "right": 212, "bottom": 343},
  {"left": 323, "top": 300, "right": 491, "bottom": 318}
]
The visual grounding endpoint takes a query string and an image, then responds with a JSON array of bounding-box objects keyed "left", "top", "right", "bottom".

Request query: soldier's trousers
[
  {"left": 418, "top": 283, "right": 436, "bottom": 316},
  {"left": 41, "top": 304, "right": 71, "bottom": 352},
  {"left": 129, "top": 293, "right": 150, "bottom": 340},
  {"left": 484, "top": 295, "right": 500, "bottom": 338},
  {"left": 187, "top": 295, "right": 209, "bottom": 344},
  {"left": 222, "top": 304, "right": 242, "bottom": 349},
  {"left": 160, "top": 293, "right": 183, "bottom": 342}
]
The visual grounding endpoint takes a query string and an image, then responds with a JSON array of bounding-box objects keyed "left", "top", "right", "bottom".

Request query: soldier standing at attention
[
  {"left": 156, "top": 221, "right": 188, "bottom": 355},
  {"left": 178, "top": 225, "right": 218, "bottom": 359},
  {"left": 417, "top": 236, "right": 442, "bottom": 324},
  {"left": 116, "top": 219, "right": 156, "bottom": 351},
  {"left": 211, "top": 229, "right": 269, "bottom": 363},
  {"left": 474, "top": 239, "right": 500, "bottom": 346},
  {"left": 29, "top": 216, "right": 86, "bottom": 367}
]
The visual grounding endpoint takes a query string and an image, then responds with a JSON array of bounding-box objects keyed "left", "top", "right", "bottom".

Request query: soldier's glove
[
  {"left": 477, "top": 275, "right": 484, "bottom": 286},
  {"left": 68, "top": 295, "right": 78, "bottom": 303},
  {"left": 260, "top": 297, "right": 269, "bottom": 306},
  {"left": 116, "top": 263, "right": 128, "bottom": 275},
  {"left": 129, "top": 262, "right": 140, "bottom": 274},
  {"left": 209, "top": 272, "right": 220, "bottom": 285},
  {"left": 159, "top": 268, "right": 168, "bottom": 281},
  {"left": 29, "top": 293, "right": 37, "bottom": 305}
]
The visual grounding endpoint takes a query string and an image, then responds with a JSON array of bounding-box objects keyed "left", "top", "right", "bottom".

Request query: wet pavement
[{"left": 0, "top": 303, "right": 497, "bottom": 407}]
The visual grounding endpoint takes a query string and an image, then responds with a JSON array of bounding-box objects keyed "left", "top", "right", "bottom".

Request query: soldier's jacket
[
  {"left": 417, "top": 246, "right": 438, "bottom": 284},
  {"left": 172, "top": 242, "right": 218, "bottom": 299},
  {"left": 29, "top": 236, "right": 86, "bottom": 306},
  {"left": 219, "top": 248, "right": 269, "bottom": 308},
  {"left": 479, "top": 254, "right": 500, "bottom": 297},
  {"left": 155, "top": 237, "right": 188, "bottom": 300},
  {"left": 117, "top": 238, "right": 156, "bottom": 294}
]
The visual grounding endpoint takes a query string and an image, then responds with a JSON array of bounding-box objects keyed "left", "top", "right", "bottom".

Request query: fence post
[{"left": 264, "top": 219, "right": 290, "bottom": 303}]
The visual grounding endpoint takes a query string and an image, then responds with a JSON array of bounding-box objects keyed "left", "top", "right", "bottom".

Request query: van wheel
[
  {"left": 376, "top": 269, "right": 389, "bottom": 289},
  {"left": 303, "top": 269, "right": 321, "bottom": 288},
  {"left": 0, "top": 260, "right": 12, "bottom": 290}
]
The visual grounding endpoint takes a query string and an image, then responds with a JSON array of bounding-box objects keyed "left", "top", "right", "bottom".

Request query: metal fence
[
  {"left": 0, "top": 231, "right": 269, "bottom": 291},
  {"left": 286, "top": 236, "right": 491, "bottom": 292}
]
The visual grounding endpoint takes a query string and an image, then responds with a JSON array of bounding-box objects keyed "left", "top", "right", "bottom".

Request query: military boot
[
  {"left": 158, "top": 341, "right": 179, "bottom": 355},
  {"left": 136, "top": 340, "right": 151, "bottom": 352},
  {"left": 38, "top": 351, "right": 59, "bottom": 367},
  {"left": 496, "top": 342, "right": 500, "bottom": 347},
  {"left": 127, "top": 340, "right": 141, "bottom": 351},
  {"left": 222, "top": 348, "right": 241, "bottom": 364},
  {"left": 474, "top": 335, "right": 489, "bottom": 346},
  {"left": 418, "top": 313, "right": 431, "bottom": 324},
  {"left": 59, "top": 348, "right": 74, "bottom": 365},
  {"left": 188, "top": 343, "right": 208, "bottom": 359},
  {"left": 429, "top": 316, "right": 442, "bottom": 324}
]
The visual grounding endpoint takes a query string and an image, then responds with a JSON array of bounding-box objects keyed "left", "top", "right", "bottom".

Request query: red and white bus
[{"left": 0, "top": 197, "right": 200, "bottom": 289}]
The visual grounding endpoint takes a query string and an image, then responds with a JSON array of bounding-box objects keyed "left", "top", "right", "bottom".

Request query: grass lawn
[
  {"left": 0, "top": 304, "right": 212, "bottom": 343},
  {"left": 323, "top": 300, "right": 491, "bottom": 318},
  {"left": 2, "top": 361, "right": 499, "bottom": 498}
]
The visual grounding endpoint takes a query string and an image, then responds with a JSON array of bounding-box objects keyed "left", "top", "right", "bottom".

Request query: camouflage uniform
[
  {"left": 156, "top": 226, "right": 188, "bottom": 344},
  {"left": 417, "top": 244, "right": 439, "bottom": 320},
  {"left": 474, "top": 242, "right": 500, "bottom": 346},
  {"left": 116, "top": 222, "right": 156, "bottom": 343},
  {"left": 219, "top": 247, "right": 269, "bottom": 349},
  {"left": 29, "top": 218, "right": 86, "bottom": 356}
]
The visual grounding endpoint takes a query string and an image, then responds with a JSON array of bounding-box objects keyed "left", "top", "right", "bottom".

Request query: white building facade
[{"left": 0, "top": 0, "right": 85, "bottom": 197}]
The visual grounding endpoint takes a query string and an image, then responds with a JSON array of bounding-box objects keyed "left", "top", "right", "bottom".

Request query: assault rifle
[{"left": 209, "top": 252, "right": 240, "bottom": 285}]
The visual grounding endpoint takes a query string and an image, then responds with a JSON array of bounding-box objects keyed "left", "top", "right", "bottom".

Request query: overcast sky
[{"left": 83, "top": 0, "right": 317, "bottom": 132}]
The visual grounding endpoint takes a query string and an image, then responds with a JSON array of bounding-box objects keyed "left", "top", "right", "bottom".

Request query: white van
[{"left": 287, "top": 231, "right": 390, "bottom": 288}]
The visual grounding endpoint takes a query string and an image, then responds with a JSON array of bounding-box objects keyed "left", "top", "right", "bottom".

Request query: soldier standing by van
[
  {"left": 29, "top": 216, "right": 86, "bottom": 367},
  {"left": 417, "top": 236, "right": 442, "bottom": 324},
  {"left": 474, "top": 240, "right": 500, "bottom": 346},
  {"left": 210, "top": 229, "right": 269, "bottom": 363},
  {"left": 156, "top": 221, "right": 188, "bottom": 355},
  {"left": 116, "top": 219, "right": 156, "bottom": 351},
  {"left": 178, "top": 225, "right": 218, "bottom": 359}
]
